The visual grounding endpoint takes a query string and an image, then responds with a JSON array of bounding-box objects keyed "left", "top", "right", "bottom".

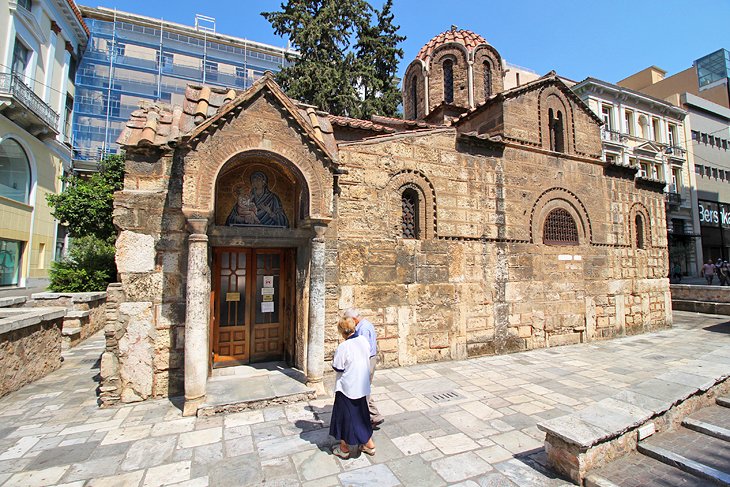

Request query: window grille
[
  {"left": 443, "top": 60, "right": 454, "bottom": 104},
  {"left": 543, "top": 208, "right": 578, "bottom": 245},
  {"left": 635, "top": 214, "right": 645, "bottom": 249},
  {"left": 401, "top": 189, "right": 419, "bottom": 239},
  {"left": 411, "top": 75, "right": 418, "bottom": 119},
  {"left": 483, "top": 61, "right": 491, "bottom": 100}
]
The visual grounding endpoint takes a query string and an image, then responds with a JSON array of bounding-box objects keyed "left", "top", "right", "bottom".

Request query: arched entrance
[{"left": 209, "top": 152, "right": 309, "bottom": 367}]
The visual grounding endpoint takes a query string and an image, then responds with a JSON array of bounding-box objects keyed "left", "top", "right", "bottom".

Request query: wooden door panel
[{"left": 213, "top": 249, "right": 250, "bottom": 364}]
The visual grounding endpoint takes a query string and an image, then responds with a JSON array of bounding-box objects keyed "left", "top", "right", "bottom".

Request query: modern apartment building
[
  {"left": 0, "top": 0, "right": 88, "bottom": 287},
  {"left": 620, "top": 49, "right": 730, "bottom": 267},
  {"left": 72, "top": 6, "right": 293, "bottom": 168},
  {"left": 572, "top": 78, "right": 697, "bottom": 275}
]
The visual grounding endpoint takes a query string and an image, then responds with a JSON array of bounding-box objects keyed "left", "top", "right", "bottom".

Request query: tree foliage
[
  {"left": 46, "top": 154, "right": 125, "bottom": 243},
  {"left": 262, "top": 0, "right": 405, "bottom": 119}
]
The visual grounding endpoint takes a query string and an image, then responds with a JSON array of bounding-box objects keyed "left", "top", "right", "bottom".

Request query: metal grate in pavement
[{"left": 427, "top": 391, "right": 462, "bottom": 403}]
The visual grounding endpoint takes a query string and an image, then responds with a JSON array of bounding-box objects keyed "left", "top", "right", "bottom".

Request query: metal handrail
[{"left": 0, "top": 73, "right": 60, "bottom": 129}]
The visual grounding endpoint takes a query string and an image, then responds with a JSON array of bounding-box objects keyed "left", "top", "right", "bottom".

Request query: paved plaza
[{"left": 1, "top": 311, "right": 729, "bottom": 486}]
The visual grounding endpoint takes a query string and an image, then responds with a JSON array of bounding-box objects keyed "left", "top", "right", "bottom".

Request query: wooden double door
[{"left": 211, "top": 248, "right": 294, "bottom": 366}]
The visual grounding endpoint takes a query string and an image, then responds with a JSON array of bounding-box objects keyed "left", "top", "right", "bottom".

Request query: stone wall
[
  {"left": 24, "top": 292, "right": 107, "bottom": 348},
  {"left": 0, "top": 307, "right": 66, "bottom": 398},
  {"left": 330, "top": 129, "right": 670, "bottom": 367}
]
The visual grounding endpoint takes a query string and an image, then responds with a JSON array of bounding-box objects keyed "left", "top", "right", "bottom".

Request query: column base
[
  {"left": 182, "top": 395, "right": 205, "bottom": 417},
  {"left": 306, "top": 379, "right": 326, "bottom": 398}
]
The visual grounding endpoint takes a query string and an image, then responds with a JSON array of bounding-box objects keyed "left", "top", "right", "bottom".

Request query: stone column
[
  {"left": 182, "top": 218, "right": 210, "bottom": 416},
  {"left": 306, "top": 224, "right": 327, "bottom": 395}
]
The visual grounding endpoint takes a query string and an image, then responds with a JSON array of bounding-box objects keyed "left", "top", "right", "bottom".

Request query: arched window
[
  {"left": 543, "top": 208, "right": 578, "bottom": 245},
  {"left": 401, "top": 188, "right": 419, "bottom": 239},
  {"left": 635, "top": 214, "right": 645, "bottom": 249},
  {"left": 411, "top": 75, "right": 418, "bottom": 119},
  {"left": 483, "top": 61, "right": 492, "bottom": 101},
  {"left": 443, "top": 59, "right": 454, "bottom": 104},
  {"left": 549, "top": 109, "right": 565, "bottom": 153},
  {"left": 0, "top": 139, "right": 31, "bottom": 203}
]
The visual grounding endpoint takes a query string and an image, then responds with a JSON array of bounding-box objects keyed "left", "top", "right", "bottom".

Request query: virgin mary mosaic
[{"left": 226, "top": 171, "right": 289, "bottom": 227}]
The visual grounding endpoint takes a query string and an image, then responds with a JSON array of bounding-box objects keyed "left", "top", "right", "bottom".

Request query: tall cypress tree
[
  {"left": 262, "top": 0, "right": 405, "bottom": 118},
  {"left": 355, "top": 0, "right": 404, "bottom": 118}
]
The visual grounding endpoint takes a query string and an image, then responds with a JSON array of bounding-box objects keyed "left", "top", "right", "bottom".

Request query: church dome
[{"left": 416, "top": 27, "right": 489, "bottom": 61}]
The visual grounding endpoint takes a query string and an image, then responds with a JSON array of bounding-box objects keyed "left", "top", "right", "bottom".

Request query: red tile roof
[
  {"left": 328, "top": 115, "right": 395, "bottom": 133},
  {"left": 416, "top": 28, "right": 488, "bottom": 61},
  {"left": 67, "top": 0, "right": 90, "bottom": 37}
]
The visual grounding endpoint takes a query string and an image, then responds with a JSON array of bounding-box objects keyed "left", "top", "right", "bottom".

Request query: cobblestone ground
[{"left": 1, "top": 311, "right": 730, "bottom": 486}]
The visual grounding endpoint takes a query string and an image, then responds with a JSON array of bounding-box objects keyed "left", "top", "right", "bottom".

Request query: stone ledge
[
  {"left": 65, "top": 310, "right": 91, "bottom": 319},
  {"left": 672, "top": 299, "right": 730, "bottom": 315},
  {"left": 61, "top": 327, "right": 81, "bottom": 336},
  {"left": 538, "top": 350, "right": 730, "bottom": 484},
  {"left": 0, "top": 296, "right": 26, "bottom": 308},
  {"left": 31, "top": 292, "right": 107, "bottom": 303},
  {"left": 0, "top": 307, "right": 67, "bottom": 335}
]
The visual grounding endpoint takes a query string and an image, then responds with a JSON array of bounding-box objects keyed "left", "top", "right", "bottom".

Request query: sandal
[
  {"left": 361, "top": 445, "right": 376, "bottom": 456},
  {"left": 332, "top": 445, "right": 350, "bottom": 459}
]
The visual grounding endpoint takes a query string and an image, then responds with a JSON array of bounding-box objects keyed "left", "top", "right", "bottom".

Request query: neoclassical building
[{"left": 103, "top": 29, "right": 672, "bottom": 415}]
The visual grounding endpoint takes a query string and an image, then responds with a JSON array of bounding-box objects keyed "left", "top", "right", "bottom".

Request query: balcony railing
[
  {"left": 665, "top": 192, "right": 682, "bottom": 206},
  {"left": 601, "top": 128, "right": 626, "bottom": 143},
  {"left": 0, "top": 73, "right": 60, "bottom": 130}
]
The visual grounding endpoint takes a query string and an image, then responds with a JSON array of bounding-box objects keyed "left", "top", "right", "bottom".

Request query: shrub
[{"left": 48, "top": 236, "right": 116, "bottom": 292}]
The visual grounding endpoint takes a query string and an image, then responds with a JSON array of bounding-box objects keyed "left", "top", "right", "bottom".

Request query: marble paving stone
[
  {"left": 431, "top": 432, "right": 480, "bottom": 455},
  {"left": 476, "top": 445, "right": 514, "bottom": 464},
  {"left": 5, "top": 465, "right": 69, "bottom": 487},
  {"left": 388, "top": 455, "right": 446, "bottom": 487},
  {"left": 121, "top": 435, "right": 176, "bottom": 471},
  {"left": 489, "top": 430, "right": 543, "bottom": 455},
  {"left": 338, "top": 463, "right": 400, "bottom": 487},
  {"left": 151, "top": 418, "right": 196, "bottom": 437},
  {"left": 142, "top": 460, "right": 192, "bottom": 487},
  {"left": 100, "top": 425, "right": 152, "bottom": 446},
  {"left": 391, "top": 433, "right": 436, "bottom": 456},
  {"left": 0, "top": 435, "right": 41, "bottom": 460},
  {"left": 223, "top": 435, "right": 254, "bottom": 457},
  {"left": 177, "top": 427, "right": 222, "bottom": 449},
  {"left": 292, "top": 448, "right": 340, "bottom": 481},
  {"left": 207, "top": 454, "right": 263, "bottom": 487},
  {"left": 27, "top": 441, "right": 99, "bottom": 470},
  {"left": 62, "top": 454, "right": 125, "bottom": 482},
  {"left": 460, "top": 401, "right": 504, "bottom": 421},
  {"left": 192, "top": 442, "right": 224, "bottom": 465},
  {"left": 431, "top": 451, "right": 493, "bottom": 482},
  {"left": 166, "top": 477, "right": 208, "bottom": 487},
  {"left": 86, "top": 470, "right": 145, "bottom": 487}
]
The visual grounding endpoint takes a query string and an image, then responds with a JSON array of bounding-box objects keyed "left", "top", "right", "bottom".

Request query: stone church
[{"left": 102, "top": 29, "right": 671, "bottom": 414}]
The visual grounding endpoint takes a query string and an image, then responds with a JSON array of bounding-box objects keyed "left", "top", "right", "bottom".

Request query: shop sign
[{"left": 699, "top": 201, "right": 730, "bottom": 227}]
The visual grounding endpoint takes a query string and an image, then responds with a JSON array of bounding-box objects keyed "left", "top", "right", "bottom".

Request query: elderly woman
[{"left": 329, "top": 317, "right": 376, "bottom": 459}]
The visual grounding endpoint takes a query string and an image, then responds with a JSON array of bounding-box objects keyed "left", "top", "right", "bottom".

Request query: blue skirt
[{"left": 329, "top": 391, "right": 373, "bottom": 445}]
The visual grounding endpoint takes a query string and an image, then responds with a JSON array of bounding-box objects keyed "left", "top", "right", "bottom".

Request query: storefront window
[
  {"left": 0, "top": 239, "right": 23, "bottom": 286},
  {"left": 0, "top": 139, "right": 31, "bottom": 203}
]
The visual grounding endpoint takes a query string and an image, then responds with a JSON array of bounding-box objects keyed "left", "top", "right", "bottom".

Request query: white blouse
[{"left": 332, "top": 335, "right": 371, "bottom": 400}]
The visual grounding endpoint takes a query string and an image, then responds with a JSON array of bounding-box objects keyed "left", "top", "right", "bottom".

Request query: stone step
[
  {"left": 683, "top": 418, "right": 730, "bottom": 442},
  {"left": 638, "top": 428, "right": 730, "bottom": 485},
  {"left": 588, "top": 450, "right": 708, "bottom": 487},
  {"left": 718, "top": 396, "right": 730, "bottom": 408}
]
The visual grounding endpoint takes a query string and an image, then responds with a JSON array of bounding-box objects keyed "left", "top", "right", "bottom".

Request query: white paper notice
[
  {"left": 261, "top": 302, "right": 274, "bottom": 313},
  {"left": 263, "top": 276, "right": 274, "bottom": 287},
  {"left": 262, "top": 288, "right": 275, "bottom": 296}
]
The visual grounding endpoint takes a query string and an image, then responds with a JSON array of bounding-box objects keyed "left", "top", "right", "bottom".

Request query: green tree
[
  {"left": 46, "top": 154, "right": 124, "bottom": 242},
  {"left": 355, "top": 0, "right": 405, "bottom": 118},
  {"left": 46, "top": 154, "right": 124, "bottom": 291},
  {"left": 262, "top": 0, "right": 404, "bottom": 118}
]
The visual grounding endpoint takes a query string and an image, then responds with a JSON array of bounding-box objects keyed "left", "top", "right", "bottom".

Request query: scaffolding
[{"left": 72, "top": 7, "right": 292, "bottom": 165}]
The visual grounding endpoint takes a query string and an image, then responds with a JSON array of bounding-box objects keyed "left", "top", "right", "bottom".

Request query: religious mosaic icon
[{"left": 226, "top": 171, "right": 289, "bottom": 227}]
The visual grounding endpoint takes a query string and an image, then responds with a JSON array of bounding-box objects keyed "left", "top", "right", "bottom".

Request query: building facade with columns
[
  {"left": 103, "top": 29, "right": 672, "bottom": 414},
  {"left": 0, "top": 0, "right": 88, "bottom": 287}
]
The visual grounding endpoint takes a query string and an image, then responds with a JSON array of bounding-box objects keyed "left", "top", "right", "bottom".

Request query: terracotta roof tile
[
  {"left": 328, "top": 115, "right": 396, "bottom": 133},
  {"left": 67, "top": 0, "right": 90, "bottom": 37},
  {"left": 416, "top": 27, "right": 488, "bottom": 61}
]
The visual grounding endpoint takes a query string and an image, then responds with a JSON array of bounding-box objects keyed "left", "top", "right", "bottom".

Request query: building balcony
[
  {"left": 0, "top": 73, "right": 60, "bottom": 139},
  {"left": 601, "top": 128, "right": 627, "bottom": 145},
  {"left": 665, "top": 191, "right": 682, "bottom": 208}
]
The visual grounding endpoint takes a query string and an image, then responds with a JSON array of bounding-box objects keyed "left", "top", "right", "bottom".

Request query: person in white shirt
[
  {"left": 329, "top": 317, "right": 376, "bottom": 459},
  {"left": 344, "top": 308, "right": 384, "bottom": 426}
]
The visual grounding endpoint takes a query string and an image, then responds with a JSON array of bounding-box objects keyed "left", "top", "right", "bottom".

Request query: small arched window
[
  {"left": 483, "top": 61, "right": 492, "bottom": 101},
  {"left": 635, "top": 214, "right": 645, "bottom": 249},
  {"left": 411, "top": 75, "right": 418, "bottom": 119},
  {"left": 443, "top": 59, "right": 454, "bottom": 104},
  {"left": 401, "top": 188, "right": 419, "bottom": 239},
  {"left": 543, "top": 208, "right": 579, "bottom": 245},
  {"left": 549, "top": 109, "right": 565, "bottom": 153},
  {"left": 0, "top": 139, "right": 31, "bottom": 204}
]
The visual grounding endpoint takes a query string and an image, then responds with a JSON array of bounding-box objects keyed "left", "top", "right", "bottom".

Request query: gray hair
[{"left": 343, "top": 308, "right": 360, "bottom": 319}]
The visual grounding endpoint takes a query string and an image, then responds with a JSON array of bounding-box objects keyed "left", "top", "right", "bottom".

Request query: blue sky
[{"left": 83, "top": 0, "right": 730, "bottom": 84}]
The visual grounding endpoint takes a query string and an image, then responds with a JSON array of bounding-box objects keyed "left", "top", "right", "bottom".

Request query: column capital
[
  {"left": 313, "top": 224, "right": 327, "bottom": 239},
  {"left": 50, "top": 21, "right": 61, "bottom": 35},
  {"left": 186, "top": 218, "right": 209, "bottom": 235}
]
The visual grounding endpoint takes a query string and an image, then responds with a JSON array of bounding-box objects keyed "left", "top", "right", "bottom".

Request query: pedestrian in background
[
  {"left": 702, "top": 259, "right": 716, "bottom": 285},
  {"left": 329, "top": 317, "right": 376, "bottom": 459},
  {"left": 344, "top": 308, "right": 385, "bottom": 427}
]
